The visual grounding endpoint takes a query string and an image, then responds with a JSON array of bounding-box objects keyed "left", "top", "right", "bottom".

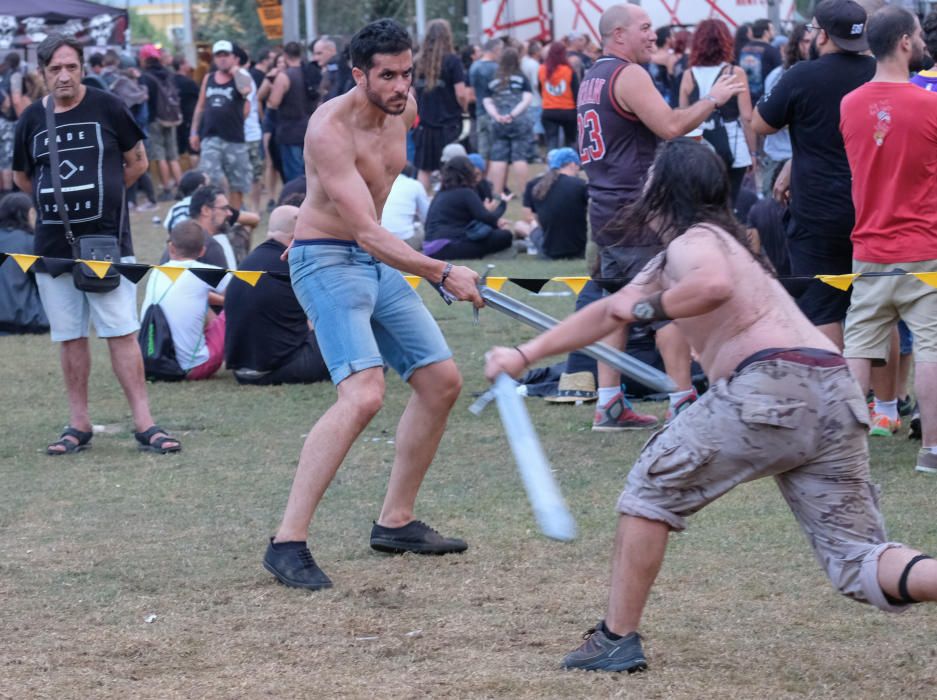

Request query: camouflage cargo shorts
[
  {"left": 200, "top": 136, "right": 252, "bottom": 193},
  {"left": 246, "top": 139, "right": 264, "bottom": 182},
  {"left": 148, "top": 123, "right": 179, "bottom": 162},
  {"left": 618, "top": 351, "right": 909, "bottom": 613}
]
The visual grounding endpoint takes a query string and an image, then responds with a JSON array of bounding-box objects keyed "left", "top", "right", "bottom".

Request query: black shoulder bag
[{"left": 44, "top": 96, "right": 124, "bottom": 293}]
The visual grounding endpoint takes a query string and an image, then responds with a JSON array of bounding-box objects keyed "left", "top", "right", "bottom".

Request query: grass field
[{"left": 1, "top": 203, "right": 935, "bottom": 699}]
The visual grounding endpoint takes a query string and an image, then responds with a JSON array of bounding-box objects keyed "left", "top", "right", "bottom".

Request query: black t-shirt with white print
[{"left": 13, "top": 86, "right": 143, "bottom": 259}]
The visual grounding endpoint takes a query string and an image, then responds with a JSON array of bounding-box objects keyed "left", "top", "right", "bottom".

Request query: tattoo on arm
[{"left": 133, "top": 142, "right": 145, "bottom": 163}]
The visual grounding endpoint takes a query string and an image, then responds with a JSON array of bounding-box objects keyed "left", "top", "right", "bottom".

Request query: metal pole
[
  {"left": 467, "top": 0, "right": 482, "bottom": 45},
  {"left": 282, "top": 0, "right": 300, "bottom": 43},
  {"left": 415, "top": 0, "right": 427, "bottom": 40},
  {"left": 304, "top": 0, "right": 316, "bottom": 44},
  {"left": 479, "top": 286, "right": 677, "bottom": 394},
  {"left": 182, "top": 0, "right": 196, "bottom": 67}
]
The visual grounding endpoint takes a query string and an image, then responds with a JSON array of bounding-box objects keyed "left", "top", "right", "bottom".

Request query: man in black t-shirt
[
  {"left": 224, "top": 205, "right": 329, "bottom": 385},
  {"left": 739, "top": 19, "right": 783, "bottom": 104},
  {"left": 13, "top": 34, "right": 181, "bottom": 456},
  {"left": 753, "top": 0, "right": 874, "bottom": 348},
  {"left": 189, "top": 40, "right": 253, "bottom": 210}
]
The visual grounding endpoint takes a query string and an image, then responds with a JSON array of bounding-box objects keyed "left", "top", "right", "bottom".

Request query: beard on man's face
[
  {"left": 809, "top": 34, "right": 821, "bottom": 60},
  {"left": 910, "top": 45, "right": 927, "bottom": 73},
  {"left": 364, "top": 80, "right": 408, "bottom": 115}
]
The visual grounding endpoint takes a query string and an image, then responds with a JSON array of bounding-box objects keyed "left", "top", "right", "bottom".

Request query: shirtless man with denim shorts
[
  {"left": 486, "top": 138, "right": 937, "bottom": 673},
  {"left": 262, "top": 19, "right": 483, "bottom": 590}
]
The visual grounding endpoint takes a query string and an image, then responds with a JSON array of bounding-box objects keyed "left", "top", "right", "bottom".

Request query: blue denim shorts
[{"left": 289, "top": 240, "right": 452, "bottom": 385}]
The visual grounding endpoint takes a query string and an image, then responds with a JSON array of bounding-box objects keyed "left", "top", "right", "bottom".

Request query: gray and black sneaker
[
  {"left": 562, "top": 622, "right": 648, "bottom": 673},
  {"left": 909, "top": 402, "right": 921, "bottom": 441},
  {"left": 263, "top": 538, "right": 333, "bottom": 590},
  {"left": 370, "top": 520, "right": 468, "bottom": 555}
]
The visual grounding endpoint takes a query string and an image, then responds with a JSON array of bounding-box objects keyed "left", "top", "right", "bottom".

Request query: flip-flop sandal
[
  {"left": 134, "top": 425, "right": 182, "bottom": 454},
  {"left": 47, "top": 426, "right": 93, "bottom": 456}
]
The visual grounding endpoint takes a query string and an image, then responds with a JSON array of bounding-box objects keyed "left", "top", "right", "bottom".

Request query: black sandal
[
  {"left": 134, "top": 425, "right": 182, "bottom": 454},
  {"left": 47, "top": 426, "right": 93, "bottom": 456}
]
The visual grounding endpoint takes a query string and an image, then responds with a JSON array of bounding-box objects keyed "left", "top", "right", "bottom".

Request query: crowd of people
[{"left": 1, "top": 0, "right": 937, "bottom": 677}]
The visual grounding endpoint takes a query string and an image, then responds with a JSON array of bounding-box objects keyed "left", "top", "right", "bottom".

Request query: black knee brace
[{"left": 884, "top": 554, "right": 933, "bottom": 606}]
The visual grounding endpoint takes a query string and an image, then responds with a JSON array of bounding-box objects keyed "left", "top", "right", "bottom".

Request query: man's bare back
[
  {"left": 655, "top": 225, "right": 836, "bottom": 380},
  {"left": 295, "top": 88, "right": 414, "bottom": 242}
]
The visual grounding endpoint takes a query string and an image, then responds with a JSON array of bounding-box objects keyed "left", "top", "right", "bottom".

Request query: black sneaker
[
  {"left": 263, "top": 538, "right": 333, "bottom": 590},
  {"left": 898, "top": 395, "right": 914, "bottom": 417},
  {"left": 369, "top": 520, "right": 468, "bottom": 555},
  {"left": 562, "top": 622, "right": 648, "bottom": 673},
  {"left": 909, "top": 402, "right": 921, "bottom": 440}
]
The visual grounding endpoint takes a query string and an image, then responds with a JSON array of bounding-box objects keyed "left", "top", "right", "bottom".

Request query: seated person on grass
[
  {"left": 161, "top": 184, "right": 261, "bottom": 269},
  {"left": 163, "top": 170, "right": 209, "bottom": 233},
  {"left": 422, "top": 155, "right": 513, "bottom": 260},
  {"left": 141, "top": 220, "right": 229, "bottom": 381},
  {"left": 514, "top": 147, "right": 588, "bottom": 259},
  {"left": 0, "top": 192, "right": 49, "bottom": 335},
  {"left": 381, "top": 163, "right": 429, "bottom": 251},
  {"left": 224, "top": 206, "right": 330, "bottom": 385}
]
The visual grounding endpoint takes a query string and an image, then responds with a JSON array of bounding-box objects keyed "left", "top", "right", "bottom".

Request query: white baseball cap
[{"left": 212, "top": 40, "right": 233, "bottom": 55}]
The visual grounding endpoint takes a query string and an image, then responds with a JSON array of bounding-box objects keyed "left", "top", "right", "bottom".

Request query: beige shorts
[
  {"left": 618, "top": 354, "right": 907, "bottom": 613},
  {"left": 844, "top": 259, "right": 937, "bottom": 363}
]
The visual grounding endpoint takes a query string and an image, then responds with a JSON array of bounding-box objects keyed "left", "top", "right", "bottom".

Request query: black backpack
[
  {"left": 151, "top": 72, "right": 183, "bottom": 127},
  {"left": 139, "top": 303, "right": 187, "bottom": 381}
]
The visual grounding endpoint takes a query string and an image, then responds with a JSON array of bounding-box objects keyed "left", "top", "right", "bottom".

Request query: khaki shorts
[
  {"left": 618, "top": 354, "right": 907, "bottom": 613},
  {"left": 148, "top": 123, "right": 179, "bottom": 162},
  {"left": 844, "top": 259, "right": 937, "bottom": 363}
]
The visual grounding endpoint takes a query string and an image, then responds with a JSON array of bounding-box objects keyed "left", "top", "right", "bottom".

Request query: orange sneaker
[{"left": 869, "top": 412, "right": 900, "bottom": 437}]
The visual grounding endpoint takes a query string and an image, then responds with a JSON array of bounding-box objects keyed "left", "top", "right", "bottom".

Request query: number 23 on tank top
[{"left": 578, "top": 109, "right": 606, "bottom": 163}]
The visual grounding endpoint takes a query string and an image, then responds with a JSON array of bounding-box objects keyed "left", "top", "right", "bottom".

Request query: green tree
[{"left": 128, "top": 8, "right": 163, "bottom": 44}]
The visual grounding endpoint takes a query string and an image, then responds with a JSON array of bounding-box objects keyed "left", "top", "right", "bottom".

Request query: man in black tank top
[
  {"left": 267, "top": 41, "right": 316, "bottom": 183},
  {"left": 189, "top": 40, "right": 253, "bottom": 209},
  {"left": 576, "top": 3, "right": 743, "bottom": 430}
]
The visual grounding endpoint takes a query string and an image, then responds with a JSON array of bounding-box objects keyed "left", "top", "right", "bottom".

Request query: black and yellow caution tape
[{"left": 2, "top": 253, "right": 935, "bottom": 294}]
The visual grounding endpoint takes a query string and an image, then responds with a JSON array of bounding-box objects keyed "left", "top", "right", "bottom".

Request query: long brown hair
[
  {"left": 495, "top": 47, "right": 521, "bottom": 88},
  {"left": 415, "top": 19, "right": 453, "bottom": 91}
]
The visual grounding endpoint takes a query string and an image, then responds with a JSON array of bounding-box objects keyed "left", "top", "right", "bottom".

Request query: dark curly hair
[
  {"left": 440, "top": 155, "right": 478, "bottom": 190},
  {"left": 690, "top": 19, "right": 734, "bottom": 67},
  {"left": 603, "top": 138, "right": 757, "bottom": 258},
  {"left": 350, "top": 19, "right": 412, "bottom": 73}
]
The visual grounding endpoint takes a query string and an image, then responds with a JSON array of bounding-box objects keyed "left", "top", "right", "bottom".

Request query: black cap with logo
[{"left": 815, "top": 0, "right": 869, "bottom": 53}]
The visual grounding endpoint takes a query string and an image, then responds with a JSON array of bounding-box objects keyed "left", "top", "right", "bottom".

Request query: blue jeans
[
  {"left": 289, "top": 240, "right": 452, "bottom": 385},
  {"left": 279, "top": 143, "right": 304, "bottom": 184}
]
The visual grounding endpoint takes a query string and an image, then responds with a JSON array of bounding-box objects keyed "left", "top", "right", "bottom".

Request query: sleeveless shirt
[
  {"left": 277, "top": 66, "right": 311, "bottom": 146},
  {"left": 201, "top": 72, "right": 246, "bottom": 143},
  {"left": 577, "top": 56, "right": 659, "bottom": 245}
]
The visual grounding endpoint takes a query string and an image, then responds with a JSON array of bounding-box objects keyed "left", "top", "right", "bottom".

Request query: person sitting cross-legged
[
  {"left": 141, "top": 220, "right": 229, "bottom": 380},
  {"left": 224, "top": 205, "right": 330, "bottom": 385}
]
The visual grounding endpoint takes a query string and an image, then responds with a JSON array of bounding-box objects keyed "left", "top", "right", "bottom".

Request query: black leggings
[
  {"left": 428, "top": 229, "right": 513, "bottom": 260},
  {"left": 541, "top": 109, "right": 578, "bottom": 150}
]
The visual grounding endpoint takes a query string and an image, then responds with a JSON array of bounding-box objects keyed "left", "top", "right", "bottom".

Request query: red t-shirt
[{"left": 840, "top": 81, "right": 937, "bottom": 263}]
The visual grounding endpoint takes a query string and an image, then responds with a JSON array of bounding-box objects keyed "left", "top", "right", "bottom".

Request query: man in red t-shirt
[{"left": 840, "top": 5, "right": 937, "bottom": 474}]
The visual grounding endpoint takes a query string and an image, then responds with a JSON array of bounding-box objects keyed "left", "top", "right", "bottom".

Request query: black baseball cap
[{"left": 815, "top": 0, "right": 869, "bottom": 53}]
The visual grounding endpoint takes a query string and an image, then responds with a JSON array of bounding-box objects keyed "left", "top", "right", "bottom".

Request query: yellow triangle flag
[
  {"left": 404, "top": 275, "right": 421, "bottom": 289},
  {"left": 554, "top": 276, "right": 590, "bottom": 295},
  {"left": 11, "top": 253, "right": 39, "bottom": 273},
  {"left": 911, "top": 272, "right": 937, "bottom": 288},
  {"left": 232, "top": 270, "right": 263, "bottom": 287},
  {"left": 79, "top": 259, "right": 112, "bottom": 279},
  {"left": 154, "top": 265, "right": 187, "bottom": 283},
  {"left": 815, "top": 273, "right": 858, "bottom": 291},
  {"left": 485, "top": 276, "right": 509, "bottom": 292}
]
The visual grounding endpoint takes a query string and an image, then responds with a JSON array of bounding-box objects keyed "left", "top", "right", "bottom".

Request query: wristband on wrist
[
  {"left": 439, "top": 262, "right": 453, "bottom": 288},
  {"left": 705, "top": 95, "right": 718, "bottom": 105},
  {"left": 514, "top": 345, "right": 530, "bottom": 366}
]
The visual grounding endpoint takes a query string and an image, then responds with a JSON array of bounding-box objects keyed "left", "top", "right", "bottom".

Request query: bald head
[
  {"left": 268, "top": 206, "right": 299, "bottom": 242},
  {"left": 599, "top": 4, "right": 639, "bottom": 43}
]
